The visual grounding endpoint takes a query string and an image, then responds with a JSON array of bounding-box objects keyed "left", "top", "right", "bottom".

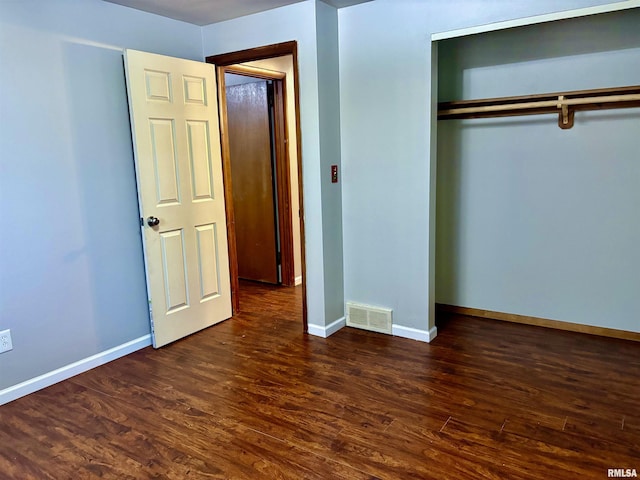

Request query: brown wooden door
[{"left": 226, "top": 81, "right": 279, "bottom": 284}]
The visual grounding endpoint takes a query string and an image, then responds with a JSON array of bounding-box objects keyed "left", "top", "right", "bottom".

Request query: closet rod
[
  {"left": 438, "top": 85, "right": 640, "bottom": 129},
  {"left": 439, "top": 94, "right": 640, "bottom": 116}
]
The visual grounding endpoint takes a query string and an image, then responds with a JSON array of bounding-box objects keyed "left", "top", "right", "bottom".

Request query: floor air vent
[{"left": 346, "top": 302, "right": 393, "bottom": 334}]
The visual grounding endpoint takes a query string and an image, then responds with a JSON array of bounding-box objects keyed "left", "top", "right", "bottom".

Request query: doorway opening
[
  {"left": 224, "top": 72, "right": 291, "bottom": 286},
  {"left": 207, "top": 42, "right": 307, "bottom": 331}
]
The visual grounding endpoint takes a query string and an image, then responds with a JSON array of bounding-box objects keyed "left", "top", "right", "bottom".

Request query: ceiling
[{"left": 104, "top": 0, "right": 372, "bottom": 26}]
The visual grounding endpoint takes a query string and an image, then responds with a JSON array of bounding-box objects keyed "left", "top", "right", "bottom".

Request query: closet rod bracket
[{"left": 557, "top": 96, "right": 574, "bottom": 129}]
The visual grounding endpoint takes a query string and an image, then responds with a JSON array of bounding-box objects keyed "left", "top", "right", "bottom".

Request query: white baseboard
[
  {"left": 0, "top": 334, "right": 152, "bottom": 406},
  {"left": 392, "top": 324, "right": 438, "bottom": 343},
  {"left": 307, "top": 316, "right": 346, "bottom": 338},
  {"left": 294, "top": 276, "right": 303, "bottom": 286}
]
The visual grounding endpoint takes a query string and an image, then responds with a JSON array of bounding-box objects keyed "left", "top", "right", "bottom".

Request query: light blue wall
[
  {"left": 436, "top": 9, "right": 640, "bottom": 332},
  {"left": 316, "top": 1, "right": 345, "bottom": 324},
  {"left": 0, "top": 0, "right": 203, "bottom": 389},
  {"left": 202, "top": 0, "right": 346, "bottom": 327},
  {"left": 338, "top": 0, "right": 629, "bottom": 332}
]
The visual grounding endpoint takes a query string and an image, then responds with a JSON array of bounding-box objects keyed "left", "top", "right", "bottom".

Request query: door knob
[{"left": 147, "top": 216, "right": 160, "bottom": 227}]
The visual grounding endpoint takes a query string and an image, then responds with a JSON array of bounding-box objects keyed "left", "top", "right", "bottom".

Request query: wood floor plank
[{"left": 1, "top": 281, "right": 638, "bottom": 478}]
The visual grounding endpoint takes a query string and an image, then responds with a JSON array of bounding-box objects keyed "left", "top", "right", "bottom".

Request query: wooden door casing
[{"left": 209, "top": 42, "right": 307, "bottom": 332}]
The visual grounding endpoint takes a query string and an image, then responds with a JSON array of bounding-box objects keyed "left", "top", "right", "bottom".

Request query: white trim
[
  {"left": 0, "top": 335, "right": 152, "bottom": 406},
  {"left": 294, "top": 275, "right": 303, "bottom": 286},
  {"left": 432, "top": 0, "right": 640, "bottom": 41},
  {"left": 307, "top": 317, "right": 346, "bottom": 338},
  {"left": 392, "top": 325, "right": 438, "bottom": 343}
]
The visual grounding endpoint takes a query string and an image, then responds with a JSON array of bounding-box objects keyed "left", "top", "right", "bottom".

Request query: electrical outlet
[{"left": 0, "top": 329, "right": 13, "bottom": 353}]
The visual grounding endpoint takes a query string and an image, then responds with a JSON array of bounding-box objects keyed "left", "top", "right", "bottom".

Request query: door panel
[
  {"left": 124, "top": 49, "right": 232, "bottom": 348},
  {"left": 186, "top": 121, "right": 215, "bottom": 200},
  {"left": 159, "top": 229, "right": 189, "bottom": 312},
  {"left": 149, "top": 119, "right": 180, "bottom": 205},
  {"left": 226, "top": 81, "right": 279, "bottom": 284},
  {"left": 195, "top": 223, "right": 221, "bottom": 300}
]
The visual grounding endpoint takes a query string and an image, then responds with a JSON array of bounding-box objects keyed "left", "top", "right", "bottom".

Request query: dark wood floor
[{"left": 1, "top": 281, "right": 639, "bottom": 479}]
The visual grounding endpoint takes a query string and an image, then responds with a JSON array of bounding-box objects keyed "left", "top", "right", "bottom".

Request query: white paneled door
[{"left": 124, "top": 50, "right": 231, "bottom": 348}]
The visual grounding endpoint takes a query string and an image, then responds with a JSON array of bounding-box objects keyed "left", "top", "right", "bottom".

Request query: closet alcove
[{"left": 433, "top": 7, "right": 640, "bottom": 336}]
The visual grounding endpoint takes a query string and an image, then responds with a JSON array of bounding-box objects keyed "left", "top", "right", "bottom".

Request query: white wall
[
  {"left": 0, "top": 0, "right": 203, "bottom": 390},
  {"left": 241, "top": 56, "right": 303, "bottom": 283},
  {"left": 338, "top": 0, "right": 630, "bottom": 334},
  {"left": 435, "top": 9, "right": 640, "bottom": 332},
  {"left": 202, "top": 0, "right": 345, "bottom": 328}
]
